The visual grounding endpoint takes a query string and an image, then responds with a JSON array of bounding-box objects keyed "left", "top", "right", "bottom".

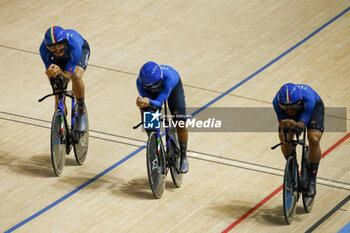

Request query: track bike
[
  {"left": 271, "top": 128, "right": 315, "bottom": 224},
  {"left": 134, "top": 102, "right": 183, "bottom": 198},
  {"left": 39, "top": 75, "right": 89, "bottom": 176}
]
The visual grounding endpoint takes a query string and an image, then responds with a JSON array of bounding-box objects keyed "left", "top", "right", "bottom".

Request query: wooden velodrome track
[{"left": 0, "top": 1, "right": 349, "bottom": 232}]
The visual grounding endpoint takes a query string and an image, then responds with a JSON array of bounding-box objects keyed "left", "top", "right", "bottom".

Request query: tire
[
  {"left": 146, "top": 132, "right": 166, "bottom": 199},
  {"left": 73, "top": 105, "right": 89, "bottom": 165},
  {"left": 168, "top": 126, "right": 183, "bottom": 188},
  {"left": 50, "top": 109, "right": 66, "bottom": 176},
  {"left": 302, "top": 193, "right": 315, "bottom": 213},
  {"left": 283, "top": 156, "right": 298, "bottom": 224},
  {"left": 301, "top": 148, "right": 315, "bottom": 212}
]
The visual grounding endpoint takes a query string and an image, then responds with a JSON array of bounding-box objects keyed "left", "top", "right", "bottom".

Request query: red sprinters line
[
  {"left": 222, "top": 185, "right": 283, "bottom": 233},
  {"left": 322, "top": 132, "right": 350, "bottom": 158},
  {"left": 222, "top": 132, "right": 350, "bottom": 233}
]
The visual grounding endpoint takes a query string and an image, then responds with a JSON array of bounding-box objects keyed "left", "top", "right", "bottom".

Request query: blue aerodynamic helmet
[
  {"left": 139, "top": 61, "right": 163, "bottom": 89},
  {"left": 277, "top": 83, "right": 302, "bottom": 107},
  {"left": 44, "top": 26, "right": 68, "bottom": 47}
]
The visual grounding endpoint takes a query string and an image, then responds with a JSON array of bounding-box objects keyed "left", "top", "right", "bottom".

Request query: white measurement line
[
  {"left": 189, "top": 151, "right": 350, "bottom": 191},
  {"left": 2, "top": 111, "right": 349, "bottom": 190},
  {"left": 89, "top": 131, "right": 146, "bottom": 147}
]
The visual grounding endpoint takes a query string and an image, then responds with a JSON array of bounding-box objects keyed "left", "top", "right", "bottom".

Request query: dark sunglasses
[
  {"left": 143, "top": 79, "right": 162, "bottom": 90},
  {"left": 46, "top": 42, "right": 67, "bottom": 54},
  {"left": 46, "top": 46, "right": 66, "bottom": 54},
  {"left": 279, "top": 101, "right": 302, "bottom": 111}
]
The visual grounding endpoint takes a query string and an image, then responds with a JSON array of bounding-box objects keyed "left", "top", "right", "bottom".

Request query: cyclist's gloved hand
[
  {"left": 136, "top": 96, "right": 151, "bottom": 109},
  {"left": 46, "top": 64, "right": 62, "bottom": 77},
  {"left": 285, "top": 119, "right": 297, "bottom": 129}
]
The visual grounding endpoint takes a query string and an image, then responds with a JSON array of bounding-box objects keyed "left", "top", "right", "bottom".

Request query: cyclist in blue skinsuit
[
  {"left": 273, "top": 83, "right": 324, "bottom": 197},
  {"left": 40, "top": 26, "right": 90, "bottom": 132},
  {"left": 136, "top": 61, "right": 189, "bottom": 173}
]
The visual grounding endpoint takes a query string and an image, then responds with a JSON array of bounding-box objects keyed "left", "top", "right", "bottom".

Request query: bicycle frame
[
  {"left": 153, "top": 102, "right": 180, "bottom": 166},
  {"left": 272, "top": 128, "right": 313, "bottom": 223},
  {"left": 39, "top": 90, "right": 77, "bottom": 140},
  {"left": 133, "top": 102, "right": 180, "bottom": 170},
  {"left": 163, "top": 103, "right": 179, "bottom": 154}
]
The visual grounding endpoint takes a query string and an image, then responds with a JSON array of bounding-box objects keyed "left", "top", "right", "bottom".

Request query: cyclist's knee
[
  {"left": 72, "top": 67, "right": 85, "bottom": 81},
  {"left": 308, "top": 130, "right": 322, "bottom": 147},
  {"left": 72, "top": 73, "right": 83, "bottom": 82},
  {"left": 175, "top": 122, "right": 187, "bottom": 131}
]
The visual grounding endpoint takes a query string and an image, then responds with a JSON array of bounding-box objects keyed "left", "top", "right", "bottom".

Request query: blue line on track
[
  {"left": 4, "top": 146, "right": 146, "bottom": 233},
  {"left": 5, "top": 6, "right": 350, "bottom": 233},
  {"left": 338, "top": 221, "right": 350, "bottom": 233},
  {"left": 191, "top": 6, "right": 350, "bottom": 117}
]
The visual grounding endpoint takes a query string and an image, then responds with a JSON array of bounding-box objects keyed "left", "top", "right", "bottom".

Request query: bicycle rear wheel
[
  {"left": 147, "top": 132, "right": 166, "bottom": 199},
  {"left": 283, "top": 156, "right": 298, "bottom": 224},
  {"left": 50, "top": 109, "right": 66, "bottom": 176},
  {"left": 73, "top": 105, "right": 89, "bottom": 165},
  {"left": 301, "top": 148, "right": 315, "bottom": 212},
  {"left": 168, "top": 127, "right": 183, "bottom": 187}
]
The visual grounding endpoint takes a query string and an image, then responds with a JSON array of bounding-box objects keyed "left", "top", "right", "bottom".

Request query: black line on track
[
  {"left": 188, "top": 149, "right": 285, "bottom": 172},
  {"left": 0, "top": 44, "right": 38, "bottom": 55},
  {"left": 188, "top": 149, "right": 350, "bottom": 189},
  {"left": 0, "top": 111, "right": 51, "bottom": 123},
  {"left": 90, "top": 135, "right": 142, "bottom": 148},
  {"left": 305, "top": 195, "right": 350, "bottom": 233},
  {"left": 0, "top": 111, "right": 146, "bottom": 143},
  {"left": 0, "top": 117, "right": 50, "bottom": 129},
  {"left": 1, "top": 44, "right": 350, "bottom": 121},
  {"left": 0, "top": 116, "right": 142, "bottom": 149},
  {"left": 190, "top": 153, "right": 350, "bottom": 192},
  {"left": 1, "top": 114, "right": 349, "bottom": 191},
  {"left": 89, "top": 129, "right": 146, "bottom": 143}
]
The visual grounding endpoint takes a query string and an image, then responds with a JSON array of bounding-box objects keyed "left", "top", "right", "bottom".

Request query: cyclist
[
  {"left": 39, "top": 26, "right": 90, "bottom": 132},
  {"left": 273, "top": 83, "right": 324, "bottom": 197},
  {"left": 136, "top": 61, "right": 189, "bottom": 173}
]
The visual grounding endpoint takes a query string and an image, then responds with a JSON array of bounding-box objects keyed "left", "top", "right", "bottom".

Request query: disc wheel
[
  {"left": 50, "top": 109, "right": 66, "bottom": 176},
  {"left": 146, "top": 132, "right": 166, "bottom": 198},
  {"left": 283, "top": 156, "right": 298, "bottom": 224}
]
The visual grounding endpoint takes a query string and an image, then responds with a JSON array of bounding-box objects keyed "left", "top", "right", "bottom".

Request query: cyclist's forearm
[
  {"left": 61, "top": 70, "right": 73, "bottom": 80},
  {"left": 279, "top": 120, "right": 287, "bottom": 129},
  {"left": 296, "top": 121, "right": 306, "bottom": 129},
  {"left": 149, "top": 99, "right": 162, "bottom": 107}
]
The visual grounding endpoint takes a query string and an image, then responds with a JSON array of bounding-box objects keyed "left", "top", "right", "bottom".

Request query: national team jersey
[
  {"left": 40, "top": 29, "right": 85, "bottom": 74},
  {"left": 273, "top": 84, "right": 320, "bottom": 126},
  {"left": 136, "top": 65, "right": 180, "bottom": 107}
]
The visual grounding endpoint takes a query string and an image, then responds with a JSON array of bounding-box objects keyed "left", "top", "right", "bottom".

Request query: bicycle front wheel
[
  {"left": 50, "top": 109, "right": 66, "bottom": 176},
  {"left": 283, "top": 156, "right": 298, "bottom": 224},
  {"left": 146, "top": 132, "right": 166, "bottom": 199}
]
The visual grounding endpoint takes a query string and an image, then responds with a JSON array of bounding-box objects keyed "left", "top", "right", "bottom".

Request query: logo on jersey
[{"left": 143, "top": 110, "right": 161, "bottom": 129}]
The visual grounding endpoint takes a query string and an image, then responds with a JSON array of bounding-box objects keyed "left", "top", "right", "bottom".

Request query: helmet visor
[
  {"left": 46, "top": 40, "right": 68, "bottom": 53},
  {"left": 278, "top": 101, "right": 302, "bottom": 111},
  {"left": 143, "top": 79, "right": 162, "bottom": 92}
]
